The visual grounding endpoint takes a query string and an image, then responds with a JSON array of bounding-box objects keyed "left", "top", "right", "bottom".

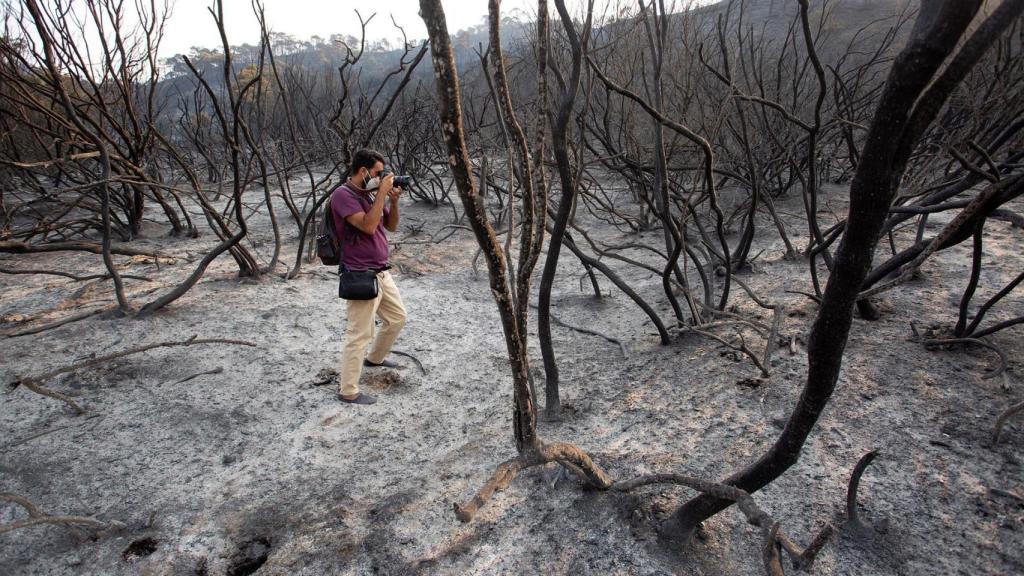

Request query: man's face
[{"left": 362, "top": 161, "right": 385, "bottom": 185}]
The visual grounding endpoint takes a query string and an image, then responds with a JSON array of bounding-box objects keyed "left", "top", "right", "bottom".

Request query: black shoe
[
  {"left": 363, "top": 358, "right": 398, "bottom": 368},
  {"left": 339, "top": 393, "right": 377, "bottom": 405}
]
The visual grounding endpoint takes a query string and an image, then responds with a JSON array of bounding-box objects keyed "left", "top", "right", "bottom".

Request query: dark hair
[{"left": 351, "top": 149, "right": 385, "bottom": 174}]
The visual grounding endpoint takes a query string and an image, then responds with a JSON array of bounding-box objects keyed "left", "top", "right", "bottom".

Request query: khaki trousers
[{"left": 339, "top": 270, "right": 406, "bottom": 396}]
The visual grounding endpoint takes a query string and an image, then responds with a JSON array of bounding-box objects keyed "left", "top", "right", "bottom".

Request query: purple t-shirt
[{"left": 330, "top": 181, "right": 391, "bottom": 270}]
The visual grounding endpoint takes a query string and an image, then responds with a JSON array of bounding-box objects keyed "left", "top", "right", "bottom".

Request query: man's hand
[
  {"left": 378, "top": 172, "right": 394, "bottom": 196},
  {"left": 384, "top": 184, "right": 401, "bottom": 232}
]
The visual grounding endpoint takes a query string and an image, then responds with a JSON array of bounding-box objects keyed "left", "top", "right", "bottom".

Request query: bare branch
[
  {"left": 846, "top": 449, "right": 880, "bottom": 528},
  {"left": 993, "top": 399, "right": 1024, "bottom": 445}
]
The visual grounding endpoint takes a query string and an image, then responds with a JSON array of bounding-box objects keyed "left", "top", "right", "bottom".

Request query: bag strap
[{"left": 323, "top": 185, "right": 356, "bottom": 233}]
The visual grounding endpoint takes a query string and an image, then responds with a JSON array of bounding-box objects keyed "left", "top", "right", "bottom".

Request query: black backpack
[
  {"left": 316, "top": 186, "right": 369, "bottom": 266},
  {"left": 315, "top": 192, "right": 341, "bottom": 266}
]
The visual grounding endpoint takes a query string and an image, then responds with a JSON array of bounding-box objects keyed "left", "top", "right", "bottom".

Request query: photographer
[{"left": 331, "top": 149, "right": 407, "bottom": 405}]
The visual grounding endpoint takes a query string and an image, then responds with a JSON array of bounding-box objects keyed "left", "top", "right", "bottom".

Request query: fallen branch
[
  {"left": 691, "top": 318, "right": 769, "bottom": 337},
  {"left": 784, "top": 290, "right": 821, "bottom": 304},
  {"left": 11, "top": 336, "right": 257, "bottom": 412},
  {"left": 988, "top": 487, "right": 1024, "bottom": 502},
  {"left": 5, "top": 284, "right": 167, "bottom": 339},
  {"left": 174, "top": 367, "right": 224, "bottom": 384},
  {"left": 530, "top": 302, "right": 627, "bottom": 357},
  {"left": 859, "top": 175, "right": 1024, "bottom": 300},
  {"left": 846, "top": 449, "right": 880, "bottom": 528},
  {"left": 0, "top": 267, "right": 152, "bottom": 282},
  {"left": 922, "top": 337, "right": 1008, "bottom": 379},
  {"left": 16, "top": 379, "right": 86, "bottom": 414},
  {"left": 391, "top": 350, "right": 428, "bottom": 374},
  {"left": 4, "top": 306, "right": 116, "bottom": 338},
  {"left": 0, "top": 240, "right": 169, "bottom": 258},
  {"left": 0, "top": 493, "right": 122, "bottom": 536},
  {"left": 731, "top": 275, "right": 776, "bottom": 311},
  {"left": 393, "top": 224, "right": 473, "bottom": 245},
  {"left": 0, "top": 150, "right": 101, "bottom": 168},
  {"left": 993, "top": 399, "right": 1024, "bottom": 445},
  {"left": 2, "top": 414, "right": 102, "bottom": 450},
  {"left": 18, "top": 335, "right": 256, "bottom": 385},
  {"left": 683, "top": 325, "right": 770, "bottom": 377},
  {"left": 991, "top": 208, "right": 1024, "bottom": 227},
  {"left": 763, "top": 305, "right": 786, "bottom": 368},
  {"left": 793, "top": 524, "right": 836, "bottom": 571}
]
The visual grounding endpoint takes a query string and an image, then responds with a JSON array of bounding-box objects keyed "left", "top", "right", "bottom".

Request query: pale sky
[{"left": 159, "top": 0, "right": 538, "bottom": 57}]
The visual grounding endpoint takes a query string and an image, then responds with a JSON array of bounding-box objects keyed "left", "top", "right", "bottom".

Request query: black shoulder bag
[{"left": 338, "top": 265, "right": 379, "bottom": 300}]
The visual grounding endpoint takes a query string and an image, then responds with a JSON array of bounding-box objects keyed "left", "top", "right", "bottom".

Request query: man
[{"left": 331, "top": 149, "right": 407, "bottom": 405}]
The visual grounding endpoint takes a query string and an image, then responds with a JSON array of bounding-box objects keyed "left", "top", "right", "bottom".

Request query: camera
[{"left": 382, "top": 169, "right": 412, "bottom": 189}]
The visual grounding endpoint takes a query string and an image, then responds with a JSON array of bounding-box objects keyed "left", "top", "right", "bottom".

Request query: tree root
[
  {"left": 993, "top": 399, "right": 1024, "bottom": 445},
  {"left": 763, "top": 523, "right": 785, "bottom": 576},
  {"left": 454, "top": 441, "right": 614, "bottom": 522},
  {"left": 542, "top": 442, "right": 615, "bottom": 488},
  {"left": 611, "top": 473, "right": 833, "bottom": 574},
  {"left": 454, "top": 456, "right": 531, "bottom": 522},
  {"left": 456, "top": 455, "right": 833, "bottom": 575},
  {"left": 846, "top": 449, "right": 880, "bottom": 528},
  {"left": 0, "top": 493, "right": 123, "bottom": 537}
]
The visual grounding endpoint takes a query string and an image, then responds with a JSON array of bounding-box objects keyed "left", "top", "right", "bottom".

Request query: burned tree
[
  {"left": 660, "top": 0, "right": 1024, "bottom": 545},
  {"left": 420, "top": 0, "right": 615, "bottom": 518}
]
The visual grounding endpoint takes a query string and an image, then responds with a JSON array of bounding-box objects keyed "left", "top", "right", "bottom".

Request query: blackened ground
[{"left": 1, "top": 184, "right": 1021, "bottom": 575}]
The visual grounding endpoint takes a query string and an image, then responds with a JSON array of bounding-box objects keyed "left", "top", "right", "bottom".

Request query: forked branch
[{"left": 0, "top": 493, "right": 123, "bottom": 536}]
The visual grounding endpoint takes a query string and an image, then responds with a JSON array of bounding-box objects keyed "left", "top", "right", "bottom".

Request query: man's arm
[{"left": 383, "top": 187, "right": 401, "bottom": 232}]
